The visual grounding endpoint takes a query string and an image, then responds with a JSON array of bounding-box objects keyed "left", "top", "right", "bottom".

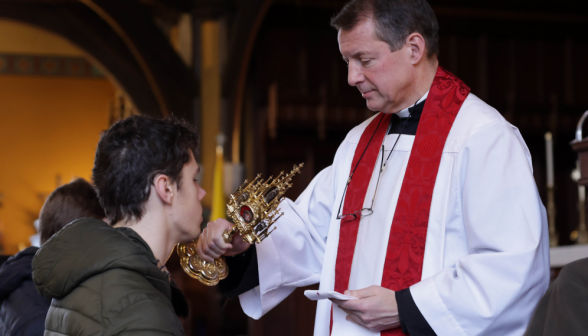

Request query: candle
[{"left": 545, "top": 132, "right": 554, "bottom": 188}]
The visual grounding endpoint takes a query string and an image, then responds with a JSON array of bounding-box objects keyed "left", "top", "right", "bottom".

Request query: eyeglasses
[
  {"left": 336, "top": 107, "right": 414, "bottom": 221},
  {"left": 336, "top": 145, "right": 385, "bottom": 220}
]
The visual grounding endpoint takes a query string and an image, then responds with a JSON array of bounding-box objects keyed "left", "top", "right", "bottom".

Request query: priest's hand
[
  {"left": 330, "top": 285, "right": 401, "bottom": 332},
  {"left": 195, "top": 218, "right": 251, "bottom": 262}
]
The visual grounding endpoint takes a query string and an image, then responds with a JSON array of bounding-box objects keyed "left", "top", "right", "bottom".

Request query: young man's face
[
  {"left": 172, "top": 151, "right": 206, "bottom": 242},
  {"left": 338, "top": 18, "right": 415, "bottom": 114}
]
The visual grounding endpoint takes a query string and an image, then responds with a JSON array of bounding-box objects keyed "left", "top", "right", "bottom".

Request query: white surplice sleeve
[
  {"left": 239, "top": 162, "right": 338, "bottom": 319},
  {"left": 410, "top": 120, "right": 550, "bottom": 336}
]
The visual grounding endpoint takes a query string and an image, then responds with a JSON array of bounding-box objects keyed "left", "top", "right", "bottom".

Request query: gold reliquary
[{"left": 177, "top": 163, "right": 304, "bottom": 286}]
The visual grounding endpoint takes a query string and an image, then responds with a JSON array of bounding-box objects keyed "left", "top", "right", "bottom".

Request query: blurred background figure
[
  {"left": 29, "top": 219, "right": 41, "bottom": 249},
  {"left": 38, "top": 178, "right": 106, "bottom": 243},
  {"left": 0, "top": 178, "right": 104, "bottom": 336},
  {"left": 524, "top": 257, "right": 588, "bottom": 336}
]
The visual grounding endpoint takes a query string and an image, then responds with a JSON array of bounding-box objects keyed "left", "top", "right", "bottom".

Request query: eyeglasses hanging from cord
[{"left": 336, "top": 100, "right": 418, "bottom": 221}]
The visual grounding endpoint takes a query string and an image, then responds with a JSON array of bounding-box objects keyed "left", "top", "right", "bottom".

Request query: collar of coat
[{"left": 32, "top": 218, "right": 172, "bottom": 302}]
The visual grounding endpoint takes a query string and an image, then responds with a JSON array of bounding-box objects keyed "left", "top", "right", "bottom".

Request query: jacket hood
[
  {"left": 0, "top": 246, "right": 38, "bottom": 300},
  {"left": 32, "top": 218, "right": 169, "bottom": 300}
]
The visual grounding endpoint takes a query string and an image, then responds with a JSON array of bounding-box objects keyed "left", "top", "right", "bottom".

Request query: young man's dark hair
[
  {"left": 330, "top": 0, "right": 439, "bottom": 58},
  {"left": 33, "top": 115, "right": 205, "bottom": 336},
  {"left": 1, "top": 178, "right": 105, "bottom": 336},
  {"left": 93, "top": 115, "right": 199, "bottom": 225},
  {"left": 39, "top": 178, "right": 105, "bottom": 244}
]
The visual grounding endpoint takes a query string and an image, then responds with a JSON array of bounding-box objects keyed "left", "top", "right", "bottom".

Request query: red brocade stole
[{"left": 332, "top": 67, "right": 470, "bottom": 335}]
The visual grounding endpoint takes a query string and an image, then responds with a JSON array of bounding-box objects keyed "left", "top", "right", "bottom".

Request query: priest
[{"left": 196, "top": 0, "right": 550, "bottom": 335}]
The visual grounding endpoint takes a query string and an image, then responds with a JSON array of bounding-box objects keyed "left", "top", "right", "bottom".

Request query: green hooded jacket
[{"left": 32, "top": 218, "right": 185, "bottom": 336}]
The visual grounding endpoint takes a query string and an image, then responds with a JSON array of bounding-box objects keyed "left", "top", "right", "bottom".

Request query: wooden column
[
  {"left": 505, "top": 39, "right": 516, "bottom": 122},
  {"left": 564, "top": 37, "right": 574, "bottom": 106},
  {"left": 200, "top": 20, "right": 221, "bottom": 207},
  {"left": 477, "top": 34, "right": 488, "bottom": 101}
]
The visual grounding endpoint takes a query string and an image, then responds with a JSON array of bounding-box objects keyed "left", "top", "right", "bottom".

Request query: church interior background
[{"left": 0, "top": 0, "right": 587, "bottom": 335}]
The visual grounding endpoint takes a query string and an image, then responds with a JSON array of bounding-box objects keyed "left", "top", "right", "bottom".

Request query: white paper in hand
[{"left": 304, "top": 290, "right": 357, "bottom": 301}]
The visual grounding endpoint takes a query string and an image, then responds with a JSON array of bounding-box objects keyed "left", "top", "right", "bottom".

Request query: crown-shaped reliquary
[{"left": 226, "top": 163, "right": 304, "bottom": 244}]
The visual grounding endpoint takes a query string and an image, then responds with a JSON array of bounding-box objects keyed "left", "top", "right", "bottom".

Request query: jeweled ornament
[{"left": 240, "top": 206, "right": 254, "bottom": 223}]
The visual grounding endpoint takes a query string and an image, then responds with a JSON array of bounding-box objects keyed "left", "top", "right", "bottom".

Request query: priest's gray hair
[{"left": 331, "top": 0, "right": 439, "bottom": 58}]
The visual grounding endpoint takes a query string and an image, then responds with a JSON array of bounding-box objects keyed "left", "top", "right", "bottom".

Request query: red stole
[{"left": 333, "top": 67, "right": 470, "bottom": 335}]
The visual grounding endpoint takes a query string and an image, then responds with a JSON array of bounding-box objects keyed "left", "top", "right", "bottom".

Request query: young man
[
  {"left": 0, "top": 178, "right": 105, "bottom": 336},
  {"left": 198, "top": 0, "right": 549, "bottom": 335},
  {"left": 33, "top": 116, "right": 205, "bottom": 335}
]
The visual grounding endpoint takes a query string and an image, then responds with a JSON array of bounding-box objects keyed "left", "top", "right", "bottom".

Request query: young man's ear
[{"left": 153, "top": 174, "right": 174, "bottom": 204}]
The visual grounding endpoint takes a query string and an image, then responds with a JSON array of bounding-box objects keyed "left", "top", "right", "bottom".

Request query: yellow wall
[
  {"left": 0, "top": 19, "right": 116, "bottom": 254},
  {"left": 0, "top": 76, "right": 114, "bottom": 254}
]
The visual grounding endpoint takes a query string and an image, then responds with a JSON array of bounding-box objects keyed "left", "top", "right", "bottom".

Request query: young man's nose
[{"left": 199, "top": 186, "right": 207, "bottom": 200}]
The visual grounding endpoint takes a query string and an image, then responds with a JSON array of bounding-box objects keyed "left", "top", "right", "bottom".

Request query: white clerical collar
[{"left": 396, "top": 91, "right": 429, "bottom": 118}]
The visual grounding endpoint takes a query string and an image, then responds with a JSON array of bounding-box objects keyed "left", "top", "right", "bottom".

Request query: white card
[{"left": 304, "top": 290, "right": 357, "bottom": 301}]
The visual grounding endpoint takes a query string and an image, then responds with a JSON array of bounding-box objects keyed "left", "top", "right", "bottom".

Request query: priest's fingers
[
  {"left": 195, "top": 235, "right": 215, "bottom": 262},
  {"left": 204, "top": 225, "right": 232, "bottom": 256},
  {"left": 329, "top": 299, "right": 360, "bottom": 311},
  {"left": 337, "top": 296, "right": 387, "bottom": 317},
  {"left": 329, "top": 298, "right": 343, "bottom": 308},
  {"left": 345, "top": 285, "right": 388, "bottom": 299},
  {"left": 212, "top": 218, "right": 234, "bottom": 232},
  {"left": 344, "top": 292, "right": 401, "bottom": 332},
  {"left": 207, "top": 219, "right": 250, "bottom": 256},
  {"left": 204, "top": 239, "right": 230, "bottom": 257},
  {"left": 206, "top": 220, "right": 233, "bottom": 250},
  {"left": 343, "top": 308, "right": 401, "bottom": 332},
  {"left": 344, "top": 312, "right": 369, "bottom": 329},
  {"left": 341, "top": 307, "right": 382, "bottom": 332},
  {"left": 197, "top": 224, "right": 228, "bottom": 259},
  {"left": 209, "top": 231, "right": 233, "bottom": 252},
  {"left": 339, "top": 306, "right": 363, "bottom": 319},
  {"left": 225, "top": 232, "right": 252, "bottom": 256},
  {"left": 200, "top": 227, "right": 217, "bottom": 259},
  {"left": 335, "top": 297, "right": 365, "bottom": 313}
]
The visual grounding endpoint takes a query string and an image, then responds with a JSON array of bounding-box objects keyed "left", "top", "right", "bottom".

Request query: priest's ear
[{"left": 406, "top": 32, "right": 426, "bottom": 65}]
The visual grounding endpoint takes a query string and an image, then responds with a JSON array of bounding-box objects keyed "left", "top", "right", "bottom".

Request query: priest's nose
[{"left": 347, "top": 62, "right": 365, "bottom": 87}]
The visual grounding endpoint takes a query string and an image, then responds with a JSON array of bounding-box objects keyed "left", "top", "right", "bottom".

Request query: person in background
[
  {"left": 0, "top": 178, "right": 105, "bottom": 336},
  {"left": 524, "top": 257, "right": 588, "bottom": 336},
  {"left": 33, "top": 116, "right": 204, "bottom": 336}
]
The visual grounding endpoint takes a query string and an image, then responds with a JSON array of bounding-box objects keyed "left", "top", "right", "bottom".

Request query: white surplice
[{"left": 239, "top": 93, "right": 550, "bottom": 336}]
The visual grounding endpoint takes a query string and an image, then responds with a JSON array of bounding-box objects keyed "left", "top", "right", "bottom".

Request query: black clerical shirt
[{"left": 220, "top": 99, "right": 436, "bottom": 336}]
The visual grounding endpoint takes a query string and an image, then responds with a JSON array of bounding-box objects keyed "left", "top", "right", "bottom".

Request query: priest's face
[{"left": 338, "top": 18, "right": 416, "bottom": 114}]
